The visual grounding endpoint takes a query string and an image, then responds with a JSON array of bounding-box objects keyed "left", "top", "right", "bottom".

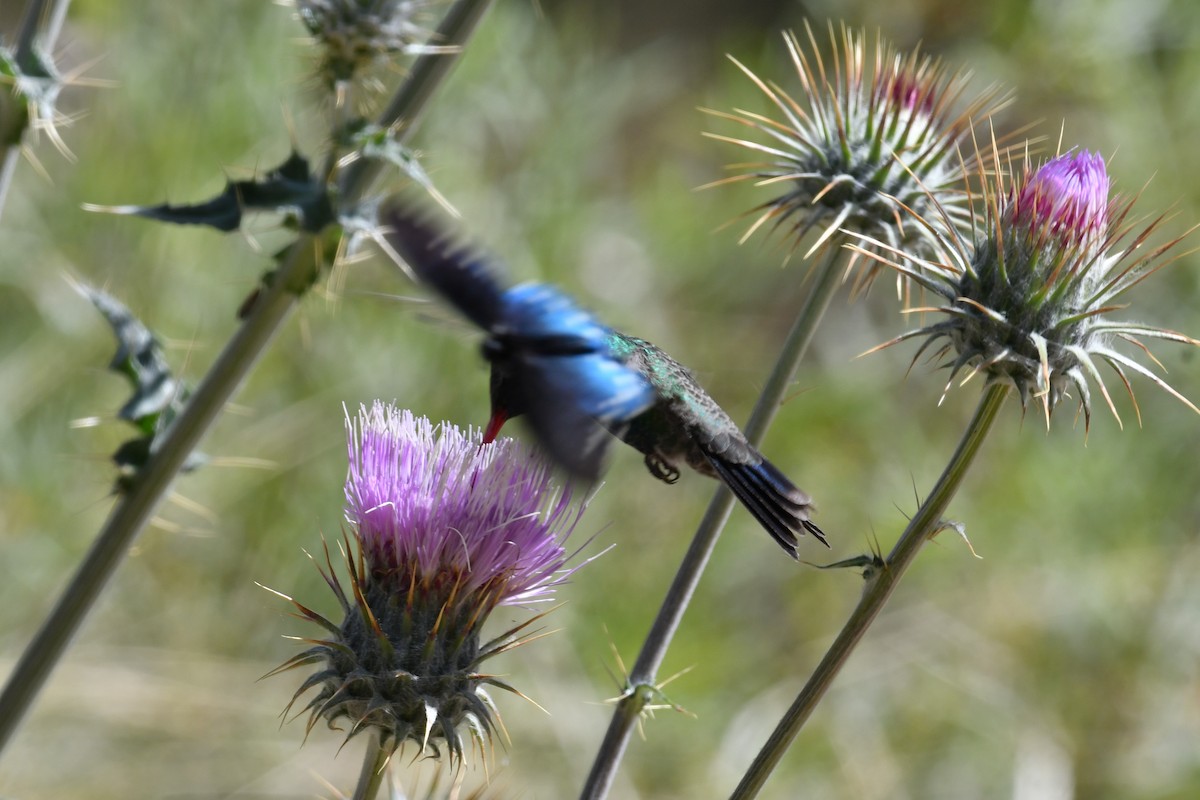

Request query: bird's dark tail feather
[{"left": 706, "top": 454, "right": 828, "bottom": 559}]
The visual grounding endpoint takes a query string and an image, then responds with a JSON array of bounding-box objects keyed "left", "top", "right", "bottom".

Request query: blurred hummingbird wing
[
  {"left": 502, "top": 283, "right": 611, "bottom": 348},
  {"left": 516, "top": 377, "right": 614, "bottom": 482},
  {"left": 515, "top": 351, "right": 655, "bottom": 481},
  {"left": 378, "top": 196, "right": 507, "bottom": 330},
  {"left": 503, "top": 284, "right": 655, "bottom": 419}
]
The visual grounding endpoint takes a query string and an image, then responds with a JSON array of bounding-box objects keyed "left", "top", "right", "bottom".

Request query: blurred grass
[{"left": 2, "top": 0, "right": 1199, "bottom": 798}]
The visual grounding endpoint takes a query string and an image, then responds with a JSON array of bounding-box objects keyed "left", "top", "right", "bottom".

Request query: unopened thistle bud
[
  {"left": 706, "top": 21, "right": 1007, "bottom": 273},
  {"left": 294, "top": 0, "right": 437, "bottom": 87},
  {"left": 269, "top": 402, "right": 584, "bottom": 761},
  {"left": 852, "top": 148, "right": 1200, "bottom": 427}
]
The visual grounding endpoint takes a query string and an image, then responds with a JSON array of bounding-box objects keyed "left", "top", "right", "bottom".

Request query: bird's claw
[{"left": 645, "top": 454, "right": 680, "bottom": 484}]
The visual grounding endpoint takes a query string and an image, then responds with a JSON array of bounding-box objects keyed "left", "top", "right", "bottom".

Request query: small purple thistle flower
[
  {"left": 879, "top": 72, "right": 936, "bottom": 117},
  {"left": 268, "top": 402, "right": 585, "bottom": 762},
  {"left": 705, "top": 21, "right": 1009, "bottom": 274},
  {"left": 849, "top": 145, "right": 1200, "bottom": 427},
  {"left": 1011, "top": 150, "right": 1110, "bottom": 250}
]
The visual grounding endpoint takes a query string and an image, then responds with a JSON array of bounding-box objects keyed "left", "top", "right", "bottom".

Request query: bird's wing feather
[
  {"left": 503, "top": 284, "right": 610, "bottom": 348},
  {"left": 379, "top": 197, "right": 507, "bottom": 330},
  {"left": 520, "top": 348, "right": 655, "bottom": 427},
  {"left": 512, "top": 354, "right": 645, "bottom": 481}
]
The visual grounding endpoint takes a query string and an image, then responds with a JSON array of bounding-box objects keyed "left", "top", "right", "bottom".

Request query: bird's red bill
[{"left": 482, "top": 407, "right": 508, "bottom": 444}]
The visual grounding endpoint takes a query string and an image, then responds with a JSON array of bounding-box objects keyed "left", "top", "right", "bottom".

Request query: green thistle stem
[
  {"left": 12, "top": 0, "right": 69, "bottom": 63},
  {"left": 0, "top": 0, "right": 72, "bottom": 220},
  {"left": 352, "top": 730, "right": 390, "bottom": 800},
  {"left": 0, "top": 0, "right": 495, "bottom": 758},
  {"left": 335, "top": 0, "right": 491, "bottom": 199},
  {"left": 580, "top": 245, "right": 844, "bottom": 800},
  {"left": 730, "top": 382, "right": 1010, "bottom": 799},
  {"left": 0, "top": 140, "right": 17, "bottom": 220}
]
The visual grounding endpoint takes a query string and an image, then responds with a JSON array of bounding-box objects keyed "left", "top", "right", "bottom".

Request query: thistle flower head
[
  {"left": 852, "top": 146, "right": 1200, "bottom": 428},
  {"left": 705, "top": 21, "right": 1008, "bottom": 275},
  {"left": 270, "top": 402, "right": 584, "bottom": 762},
  {"left": 1009, "top": 149, "right": 1110, "bottom": 252},
  {"left": 293, "top": 0, "right": 437, "bottom": 87},
  {"left": 345, "top": 403, "right": 577, "bottom": 610}
]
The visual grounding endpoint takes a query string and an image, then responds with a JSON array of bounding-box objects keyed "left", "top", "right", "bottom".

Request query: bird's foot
[{"left": 645, "top": 454, "right": 680, "bottom": 484}]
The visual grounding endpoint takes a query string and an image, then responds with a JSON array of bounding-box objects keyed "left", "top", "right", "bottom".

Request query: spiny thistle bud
[
  {"left": 705, "top": 21, "right": 1007, "bottom": 275},
  {"left": 293, "top": 0, "right": 437, "bottom": 87},
  {"left": 268, "top": 402, "right": 585, "bottom": 761},
  {"left": 1, "top": 43, "right": 69, "bottom": 157},
  {"left": 851, "top": 148, "right": 1200, "bottom": 427}
]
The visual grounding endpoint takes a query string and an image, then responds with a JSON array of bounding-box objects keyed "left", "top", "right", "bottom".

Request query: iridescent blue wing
[
  {"left": 506, "top": 362, "right": 613, "bottom": 481},
  {"left": 501, "top": 283, "right": 610, "bottom": 349},
  {"left": 502, "top": 283, "right": 654, "bottom": 420},
  {"left": 380, "top": 197, "right": 655, "bottom": 480},
  {"left": 526, "top": 351, "right": 655, "bottom": 425},
  {"left": 512, "top": 352, "right": 654, "bottom": 480},
  {"left": 379, "top": 196, "right": 506, "bottom": 330},
  {"left": 500, "top": 284, "right": 654, "bottom": 480}
]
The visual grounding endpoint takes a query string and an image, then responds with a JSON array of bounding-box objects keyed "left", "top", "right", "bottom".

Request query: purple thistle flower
[
  {"left": 1011, "top": 150, "right": 1110, "bottom": 250},
  {"left": 704, "top": 21, "right": 1009, "bottom": 279},
  {"left": 850, "top": 146, "right": 1200, "bottom": 427},
  {"left": 267, "top": 402, "right": 585, "bottom": 762},
  {"left": 345, "top": 403, "right": 579, "bottom": 610}
]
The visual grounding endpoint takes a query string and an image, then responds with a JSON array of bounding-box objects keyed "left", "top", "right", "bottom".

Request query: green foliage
[
  {"left": 76, "top": 283, "right": 205, "bottom": 490},
  {"left": 2, "top": 0, "right": 1199, "bottom": 798},
  {"left": 97, "top": 150, "right": 334, "bottom": 233}
]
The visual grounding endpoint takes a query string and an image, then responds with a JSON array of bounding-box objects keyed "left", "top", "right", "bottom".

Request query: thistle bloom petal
[
  {"left": 851, "top": 146, "right": 1200, "bottom": 427},
  {"left": 271, "top": 402, "right": 584, "bottom": 761},
  {"left": 705, "top": 21, "right": 1008, "bottom": 275}
]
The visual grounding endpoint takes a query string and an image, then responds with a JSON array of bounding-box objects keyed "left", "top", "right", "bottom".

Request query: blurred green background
[{"left": 2, "top": 0, "right": 1199, "bottom": 797}]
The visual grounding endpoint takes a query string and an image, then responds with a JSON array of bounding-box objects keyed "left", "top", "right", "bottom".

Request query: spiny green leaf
[
  {"left": 76, "top": 283, "right": 206, "bottom": 490},
  {"left": 92, "top": 150, "right": 335, "bottom": 233}
]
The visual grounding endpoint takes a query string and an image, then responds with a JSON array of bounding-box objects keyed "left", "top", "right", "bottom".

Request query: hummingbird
[
  {"left": 488, "top": 331, "right": 827, "bottom": 557},
  {"left": 380, "top": 196, "right": 826, "bottom": 558},
  {"left": 379, "top": 195, "right": 656, "bottom": 481}
]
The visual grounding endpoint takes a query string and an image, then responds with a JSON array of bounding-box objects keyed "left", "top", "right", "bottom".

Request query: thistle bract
[
  {"left": 706, "top": 21, "right": 1007, "bottom": 273},
  {"left": 294, "top": 0, "right": 436, "bottom": 86},
  {"left": 270, "top": 402, "right": 583, "bottom": 761},
  {"left": 852, "top": 148, "right": 1199, "bottom": 427},
  {"left": 1, "top": 43, "right": 69, "bottom": 157}
]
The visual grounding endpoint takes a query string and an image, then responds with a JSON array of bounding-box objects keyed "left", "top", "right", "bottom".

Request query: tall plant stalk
[
  {"left": 580, "top": 245, "right": 844, "bottom": 799},
  {"left": 731, "top": 382, "right": 1009, "bottom": 798},
  {"left": 0, "top": 0, "right": 495, "bottom": 757},
  {"left": 352, "top": 731, "right": 390, "bottom": 800}
]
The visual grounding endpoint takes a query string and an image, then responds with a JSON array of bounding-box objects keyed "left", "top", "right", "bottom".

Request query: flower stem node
[
  {"left": 269, "top": 402, "right": 585, "bottom": 762},
  {"left": 609, "top": 678, "right": 695, "bottom": 737}
]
